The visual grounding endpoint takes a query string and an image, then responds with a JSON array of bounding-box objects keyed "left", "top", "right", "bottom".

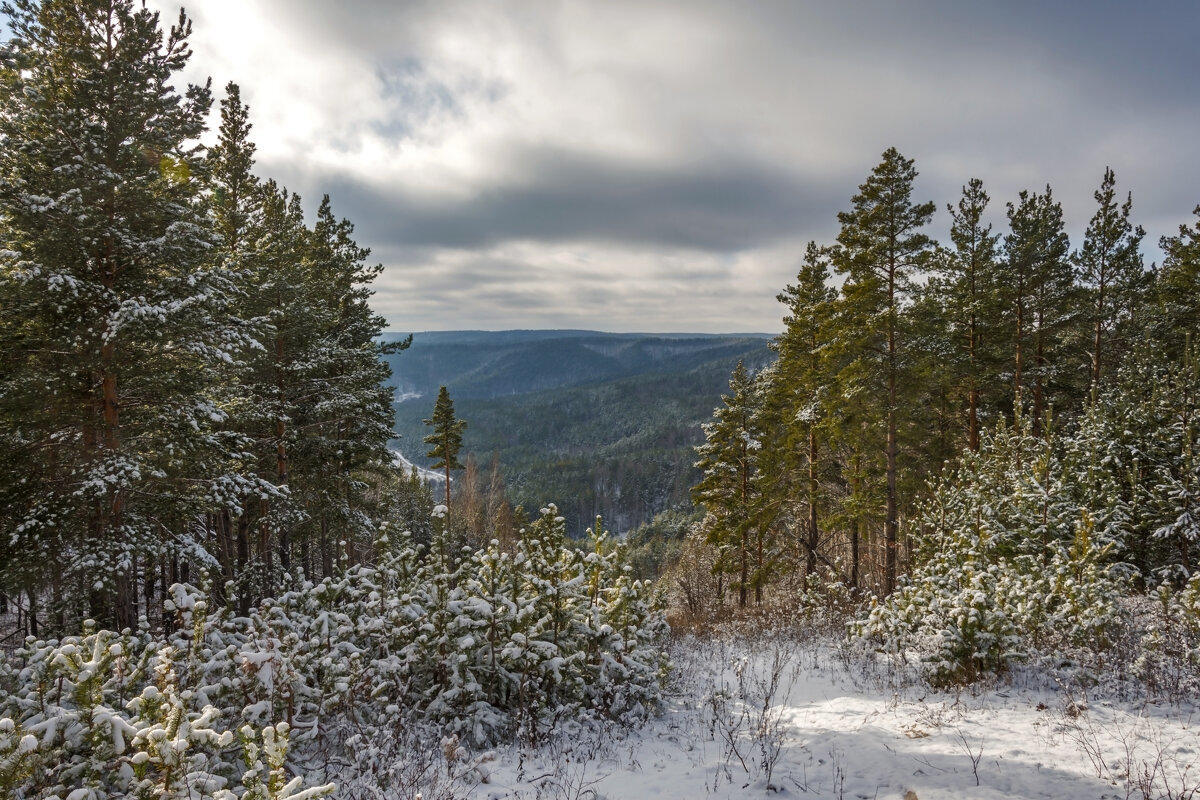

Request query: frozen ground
[{"left": 451, "top": 634, "right": 1197, "bottom": 800}]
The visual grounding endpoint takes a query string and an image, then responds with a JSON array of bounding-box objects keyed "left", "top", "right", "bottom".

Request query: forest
[
  {"left": 386, "top": 330, "right": 773, "bottom": 535},
  {"left": 0, "top": 1, "right": 1198, "bottom": 798},
  {"left": 683, "top": 146, "right": 1200, "bottom": 684}
]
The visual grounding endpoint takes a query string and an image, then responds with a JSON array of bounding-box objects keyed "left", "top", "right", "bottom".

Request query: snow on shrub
[
  {"left": 0, "top": 509, "right": 668, "bottom": 795},
  {"left": 0, "top": 622, "right": 334, "bottom": 799},
  {"left": 855, "top": 420, "right": 1127, "bottom": 686}
]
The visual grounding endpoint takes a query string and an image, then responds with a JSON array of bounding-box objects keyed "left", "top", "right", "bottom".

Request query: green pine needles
[{"left": 424, "top": 385, "right": 467, "bottom": 512}]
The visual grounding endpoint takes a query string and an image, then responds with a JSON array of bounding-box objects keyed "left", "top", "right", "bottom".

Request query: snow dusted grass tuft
[
  {"left": 460, "top": 624, "right": 1199, "bottom": 800},
  {"left": 1040, "top": 685, "right": 1200, "bottom": 800}
]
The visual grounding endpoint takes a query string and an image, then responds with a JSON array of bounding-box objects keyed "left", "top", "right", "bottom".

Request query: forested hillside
[
  {"left": 381, "top": 329, "right": 771, "bottom": 400},
  {"left": 388, "top": 330, "right": 773, "bottom": 534}
]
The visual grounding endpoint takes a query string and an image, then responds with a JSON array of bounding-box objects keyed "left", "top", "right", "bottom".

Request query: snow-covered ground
[
  {"left": 391, "top": 448, "right": 447, "bottom": 486},
  {"left": 460, "top": 634, "right": 1197, "bottom": 800}
]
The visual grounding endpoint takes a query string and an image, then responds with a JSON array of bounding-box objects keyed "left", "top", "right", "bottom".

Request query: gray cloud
[
  {"left": 311, "top": 147, "right": 841, "bottom": 253},
  {"left": 156, "top": 0, "right": 1200, "bottom": 332}
]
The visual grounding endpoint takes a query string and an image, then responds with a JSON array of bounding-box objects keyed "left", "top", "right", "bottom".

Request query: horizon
[{"left": 381, "top": 328, "right": 777, "bottom": 337}]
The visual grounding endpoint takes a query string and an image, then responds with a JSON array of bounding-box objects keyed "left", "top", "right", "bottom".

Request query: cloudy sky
[{"left": 149, "top": 0, "right": 1198, "bottom": 334}]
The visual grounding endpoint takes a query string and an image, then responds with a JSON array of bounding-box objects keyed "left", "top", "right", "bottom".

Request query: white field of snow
[{"left": 464, "top": 634, "right": 1198, "bottom": 800}]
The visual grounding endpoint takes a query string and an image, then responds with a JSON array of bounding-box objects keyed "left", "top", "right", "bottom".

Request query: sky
[{"left": 145, "top": 0, "right": 1199, "bottom": 334}]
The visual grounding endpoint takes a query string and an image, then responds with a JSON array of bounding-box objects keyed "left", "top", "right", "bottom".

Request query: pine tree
[
  {"left": 904, "top": 280, "right": 970, "bottom": 472},
  {"left": 1146, "top": 349, "right": 1200, "bottom": 580},
  {"left": 239, "top": 180, "right": 312, "bottom": 596},
  {"left": 770, "top": 242, "right": 838, "bottom": 586},
  {"left": 424, "top": 386, "right": 467, "bottom": 514},
  {"left": 692, "top": 361, "right": 763, "bottom": 607},
  {"left": 290, "top": 194, "right": 406, "bottom": 576},
  {"left": 1075, "top": 167, "right": 1147, "bottom": 390},
  {"left": 1155, "top": 206, "right": 1200, "bottom": 356},
  {"left": 830, "top": 147, "right": 936, "bottom": 594},
  {"left": 936, "top": 178, "right": 1002, "bottom": 451},
  {"left": 1000, "top": 187, "right": 1075, "bottom": 434},
  {"left": 203, "top": 80, "right": 272, "bottom": 608},
  {"left": 208, "top": 82, "right": 259, "bottom": 257},
  {"left": 0, "top": 0, "right": 249, "bottom": 628}
]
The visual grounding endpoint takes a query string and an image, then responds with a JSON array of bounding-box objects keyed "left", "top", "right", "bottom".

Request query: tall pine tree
[
  {"left": 0, "top": 0, "right": 248, "bottom": 629},
  {"left": 293, "top": 195, "right": 407, "bottom": 574},
  {"left": 425, "top": 386, "right": 467, "bottom": 515},
  {"left": 935, "top": 178, "right": 1002, "bottom": 451},
  {"left": 1001, "top": 187, "right": 1074, "bottom": 434},
  {"left": 1075, "top": 167, "right": 1147, "bottom": 391},
  {"left": 770, "top": 242, "right": 838, "bottom": 586},
  {"left": 203, "top": 80, "right": 274, "bottom": 609},
  {"left": 831, "top": 147, "right": 935, "bottom": 594},
  {"left": 693, "top": 361, "right": 764, "bottom": 607}
]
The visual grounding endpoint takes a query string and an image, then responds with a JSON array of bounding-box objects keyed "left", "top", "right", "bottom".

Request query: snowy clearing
[
  {"left": 460, "top": 635, "right": 1198, "bottom": 800},
  {"left": 391, "top": 448, "right": 448, "bottom": 485}
]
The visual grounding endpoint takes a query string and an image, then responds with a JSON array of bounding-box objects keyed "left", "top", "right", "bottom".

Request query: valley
[{"left": 382, "top": 330, "right": 774, "bottom": 534}]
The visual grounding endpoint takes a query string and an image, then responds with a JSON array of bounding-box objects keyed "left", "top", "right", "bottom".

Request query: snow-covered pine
[
  {"left": 856, "top": 418, "right": 1127, "bottom": 685},
  {"left": 229, "top": 181, "right": 314, "bottom": 600},
  {"left": 1141, "top": 350, "right": 1200, "bottom": 580},
  {"left": 0, "top": 619, "right": 333, "bottom": 799},
  {"left": 290, "top": 195, "right": 400, "bottom": 571},
  {"left": 0, "top": 0, "right": 264, "bottom": 631},
  {"left": 693, "top": 361, "right": 765, "bottom": 608},
  {"left": 763, "top": 240, "right": 839, "bottom": 590}
]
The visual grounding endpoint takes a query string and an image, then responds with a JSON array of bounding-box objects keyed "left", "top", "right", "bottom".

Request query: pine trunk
[
  {"left": 275, "top": 332, "right": 290, "bottom": 574},
  {"left": 1033, "top": 308, "right": 1045, "bottom": 438},
  {"left": 236, "top": 513, "right": 251, "bottom": 616},
  {"left": 885, "top": 269, "right": 899, "bottom": 596},
  {"left": 755, "top": 530, "right": 763, "bottom": 606},
  {"left": 321, "top": 516, "right": 332, "bottom": 579},
  {"left": 739, "top": 440, "right": 749, "bottom": 608},
  {"left": 806, "top": 425, "right": 819, "bottom": 582},
  {"left": 1014, "top": 286, "right": 1025, "bottom": 417},
  {"left": 968, "top": 306, "right": 980, "bottom": 451},
  {"left": 849, "top": 449, "right": 861, "bottom": 591},
  {"left": 1093, "top": 275, "right": 1106, "bottom": 389},
  {"left": 738, "top": 527, "right": 748, "bottom": 608}
]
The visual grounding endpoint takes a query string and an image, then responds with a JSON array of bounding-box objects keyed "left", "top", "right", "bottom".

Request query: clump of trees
[
  {"left": 0, "top": 509, "right": 667, "bottom": 796},
  {"left": 0, "top": 0, "right": 406, "bottom": 633},
  {"left": 687, "top": 144, "right": 1200, "bottom": 662}
]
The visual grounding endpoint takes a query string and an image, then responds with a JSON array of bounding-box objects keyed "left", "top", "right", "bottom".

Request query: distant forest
[{"left": 384, "top": 330, "right": 773, "bottom": 535}]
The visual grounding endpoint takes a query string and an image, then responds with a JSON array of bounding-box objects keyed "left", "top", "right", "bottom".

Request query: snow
[
  {"left": 390, "top": 448, "right": 447, "bottom": 485},
  {"left": 467, "top": 635, "right": 1198, "bottom": 799}
]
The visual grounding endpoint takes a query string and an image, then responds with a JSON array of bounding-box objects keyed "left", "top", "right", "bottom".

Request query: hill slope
[{"left": 383, "top": 330, "right": 774, "bottom": 534}]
